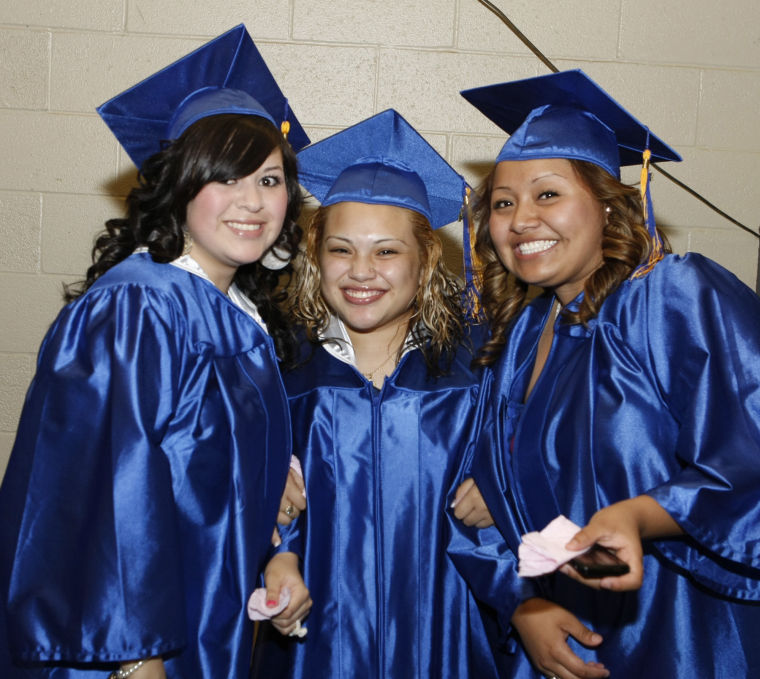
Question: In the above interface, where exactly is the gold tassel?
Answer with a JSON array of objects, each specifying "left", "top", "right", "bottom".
[
  {"left": 632, "top": 148, "right": 664, "bottom": 279},
  {"left": 639, "top": 148, "right": 651, "bottom": 207}
]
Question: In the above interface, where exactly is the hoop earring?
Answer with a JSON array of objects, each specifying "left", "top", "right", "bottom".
[
  {"left": 260, "top": 244, "right": 291, "bottom": 270},
  {"left": 260, "top": 227, "right": 294, "bottom": 270}
]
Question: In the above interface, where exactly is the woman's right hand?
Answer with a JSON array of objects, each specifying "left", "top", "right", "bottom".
[
  {"left": 277, "top": 466, "right": 307, "bottom": 526},
  {"left": 561, "top": 495, "right": 682, "bottom": 592},
  {"left": 451, "top": 477, "right": 495, "bottom": 527},
  {"left": 511, "top": 598, "right": 609, "bottom": 679}
]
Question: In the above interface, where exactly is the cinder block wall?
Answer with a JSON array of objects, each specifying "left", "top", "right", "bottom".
[{"left": 2, "top": 0, "right": 759, "bottom": 475}]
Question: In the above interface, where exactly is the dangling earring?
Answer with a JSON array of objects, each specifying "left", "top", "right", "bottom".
[
  {"left": 260, "top": 228, "right": 295, "bottom": 270},
  {"left": 182, "top": 231, "right": 193, "bottom": 256},
  {"left": 260, "top": 244, "right": 290, "bottom": 270}
]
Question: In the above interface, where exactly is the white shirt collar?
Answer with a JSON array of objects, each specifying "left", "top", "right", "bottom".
[{"left": 319, "top": 315, "right": 416, "bottom": 370}]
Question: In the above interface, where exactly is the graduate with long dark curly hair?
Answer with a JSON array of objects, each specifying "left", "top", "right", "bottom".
[{"left": 0, "top": 26, "right": 311, "bottom": 679}]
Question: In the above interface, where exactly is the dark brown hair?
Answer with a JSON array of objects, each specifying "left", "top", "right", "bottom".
[{"left": 65, "top": 114, "right": 303, "bottom": 363}]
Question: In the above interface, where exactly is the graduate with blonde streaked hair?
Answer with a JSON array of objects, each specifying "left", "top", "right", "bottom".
[{"left": 253, "top": 109, "right": 510, "bottom": 679}]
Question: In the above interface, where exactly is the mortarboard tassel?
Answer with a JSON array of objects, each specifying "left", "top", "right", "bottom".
[
  {"left": 281, "top": 99, "right": 291, "bottom": 140},
  {"left": 632, "top": 142, "right": 665, "bottom": 278}
]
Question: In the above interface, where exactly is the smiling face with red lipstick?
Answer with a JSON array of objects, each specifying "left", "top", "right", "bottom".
[
  {"left": 184, "top": 147, "right": 288, "bottom": 291},
  {"left": 488, "top": 157, "right": 606, "bottom": 306},
  {"left": 318, "top": 201, "right": 422, "bottom": 341}
]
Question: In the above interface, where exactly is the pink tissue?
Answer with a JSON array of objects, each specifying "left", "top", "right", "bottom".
[
  {"left": 247, "top": 586, "right": 308, "bottom": 638},
  {"left": 290, "top": 456, "right": 306, "bottom": 497},
  {"left": 518, "top": 515, "right": 590, "bottom": 577},
  {"left": 247, "top": 586, "right": 291, "bottom": 620},
  {"left": 290, "top": 455, "right": 302, "bottom": 477}
]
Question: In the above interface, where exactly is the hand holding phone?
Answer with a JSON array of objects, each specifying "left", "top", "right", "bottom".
[{"left": 569, "top": 544, "right": 629, "bottom": 578}]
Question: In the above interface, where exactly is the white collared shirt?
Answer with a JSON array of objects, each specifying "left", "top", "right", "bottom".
[{"left": 319, "top": 314, "right": 417, "bottom": 371}]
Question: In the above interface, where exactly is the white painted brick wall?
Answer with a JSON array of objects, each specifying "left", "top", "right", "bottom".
[
  {"left": 0, "top": 30, "right": 50, "bottom": 109},
  {"left": 458, "top": 0, "right": 621, "bottom": 59},
  {"left": 1, "top": 0, "right": 758, "bottom": 474},
  {"left": 126, "top": 0, "right": 291, "bottom": 38},
  {"left": 0, "top": 191, "right": 42, "bottom": 273},
  {"left": 0, "top": 1, "right": 123, "bottom": 31},
  {"left": 293, "top": 0, "right": 458, "bottom": 46},
  {"left": 620, "top": 0, "right": 760, "bottom": 67}
]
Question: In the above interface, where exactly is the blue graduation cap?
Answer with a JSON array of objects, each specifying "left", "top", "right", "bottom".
[
  {"left": 461, "top": 69, "right": 681, "bottom": 278},
  {"left": 97, "top": 24, "right": 309, "bottom": 169},
  {"left": 460, "top": 69, "right": 681, "bottom": 179},
  {"left": 296, "top": 109, "right": 467, "bottom": 230}
]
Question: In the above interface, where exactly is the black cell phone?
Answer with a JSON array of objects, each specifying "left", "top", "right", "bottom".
[{"left": 569, "top": 544, "right": 630, "bottom": 578}]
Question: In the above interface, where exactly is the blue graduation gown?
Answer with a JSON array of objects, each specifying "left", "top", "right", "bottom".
[
  {"left": 0, "top": 253, "right": 291, "bottom": 678},
  {"left": 472, "top": 253, "right": 760, "bottom": 677},
  {"left": 252, "top": 338, "right": 507, "bottom": 678}
]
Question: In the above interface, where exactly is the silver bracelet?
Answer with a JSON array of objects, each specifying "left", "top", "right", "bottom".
[{"left": 109, "top": 660, "right": 145, "bottom": 678}]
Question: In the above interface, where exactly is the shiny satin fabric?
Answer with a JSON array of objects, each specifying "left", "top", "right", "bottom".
[
  {"left": 96, "top": 24, "right": 310, "bottom": 169},
  {"left": 295, "top": 109, "right": 467, "bottom": 231},
  {"left": 252, "top": 342, "right": 508, "bottom": 678},
  {"left": 470, "top": 253, "right": 760, "bottom": 677},
  {"left": 0, "top": 253, "right": 291, "bottom": 678},
  {"left": 495, "top": 105, "right": 621, "bottom": 178},
  {"left": 459, "top": 70, "right": 681, "bottom": 174}
]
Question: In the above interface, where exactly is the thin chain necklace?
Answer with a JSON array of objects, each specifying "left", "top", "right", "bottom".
[{"left": 361, "top": 353, "right": 397, "bottom": 384}]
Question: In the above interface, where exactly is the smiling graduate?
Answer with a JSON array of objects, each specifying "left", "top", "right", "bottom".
[
  {"left": 458, "top": 69, "right": 760, "bottom": 679},
  {"left": 252, "top": 109, "right": 510, "bottom": 679}
]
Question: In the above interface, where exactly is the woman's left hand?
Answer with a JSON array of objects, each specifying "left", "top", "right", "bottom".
[
  {"left": 560, "top": 495, "right": 682, "bottom": 591},
  {"left": 511, "top": 597, "right": 609, "bottom": 679},
  {"left": 451, "top": 477, "right": 495, "bottom": 527},
  {"left": 263, "top": 552, "right": 312, "bottom": 636}
]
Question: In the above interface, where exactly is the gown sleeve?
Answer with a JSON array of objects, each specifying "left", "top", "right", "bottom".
[
  {"left": 637, "top": 255, "right": 760, "bottom": 599},
  {"left": 3, "top": 284, "right": 189, "bottom": 663},
  {"left": 445, "top": 368, "right": 535, "bottom": 645}
]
